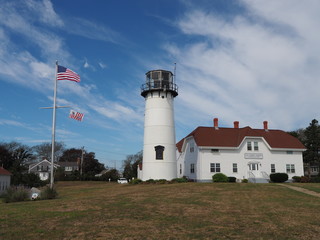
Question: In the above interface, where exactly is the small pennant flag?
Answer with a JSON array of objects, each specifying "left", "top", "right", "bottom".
[
  {"left": 69, "top": 110, "right": 84, "bottom": 121},
  {"left": 57, "top": 65, "right": 80, "bottom": 82}
]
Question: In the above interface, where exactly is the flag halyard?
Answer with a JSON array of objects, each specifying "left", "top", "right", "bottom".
[{"left": 57, "top": 65, "right": 80, "bottom": 82}]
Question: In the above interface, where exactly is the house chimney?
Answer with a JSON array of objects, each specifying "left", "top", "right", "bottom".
[
  {"left": 263, "top": 121, "right": 268, "bottom": 131},
  {"left": 234, "top": 121, "right": 239, "bottom": 129},
  {"left": 214, "top": 118, "right": 219, "bottom": 129}
]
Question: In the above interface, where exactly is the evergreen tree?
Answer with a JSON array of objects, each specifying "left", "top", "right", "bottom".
[
  {"left": 302, "top": 119, "right": 320, "bottom": 177},
  {"left": 303, "top": 119, "right": 320, "bottom": 164}
]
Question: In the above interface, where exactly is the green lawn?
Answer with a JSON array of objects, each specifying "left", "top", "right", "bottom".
[
  {"left": 1, "top": 181, "right": 320, "bottom": 240},
  {"left": 290, "top": 183, "right": 320, "bottom": 193}
]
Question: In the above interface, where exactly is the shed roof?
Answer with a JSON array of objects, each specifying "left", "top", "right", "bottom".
[{"left": 0, "top": 167, "right": 12, "bottom": 175}]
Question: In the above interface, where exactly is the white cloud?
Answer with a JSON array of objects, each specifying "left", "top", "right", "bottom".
[
  {"left": 66, "top": 17, "right": 125, "bottom": 45},
  {"left": 0, "top": 119, "right": 26, "bottom": 127},
  {"left": 170, "top": 1, "right": 320, "bottom": 131},
  {"left": 25, "top": 0, "right": 64, "bottom": 27},
  {"left": 84, "top": 60, "right": 90, "bottom": 69},
  {"left": 98, "top": 62, "right": 107, "bottom": 69},
  {"left": 89, "top": 101, "right": 142, "bottom": 123}
]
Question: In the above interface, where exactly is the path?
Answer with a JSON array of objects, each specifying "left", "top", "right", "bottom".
[{"left": 278, "top": 184, "right": 320, "bottom": 198}]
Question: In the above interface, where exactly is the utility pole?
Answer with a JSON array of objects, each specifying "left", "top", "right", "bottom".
[{"left": 80, "top": 147, "right": 85, "bottom": 176}]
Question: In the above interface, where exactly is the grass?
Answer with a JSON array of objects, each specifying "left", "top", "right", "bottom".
[
  {"left": 1, "top": 181, "right": 320, "bottom": 240},
  {"left": 291, "top": 183, "right": 320, "bottom": 193}
]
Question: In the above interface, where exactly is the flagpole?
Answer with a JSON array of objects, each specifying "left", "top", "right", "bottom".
[{"left": 50, "top": 61, "right": 58, "bottom": 189}]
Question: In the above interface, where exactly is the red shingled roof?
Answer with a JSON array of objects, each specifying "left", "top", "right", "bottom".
[
  {"left": 177, "top": 126, "right": 305, "bottom": 152},
  {"left": 0, "top": 167, "right": 12, "bottom": 175}
]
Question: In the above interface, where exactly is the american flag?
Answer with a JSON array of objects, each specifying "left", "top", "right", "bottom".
[
  {"left": 69, "top": 110, "right": 84, "bottom": 121},
  {"left": 57, "top": 65, "right": 80, "bottom": 82}
]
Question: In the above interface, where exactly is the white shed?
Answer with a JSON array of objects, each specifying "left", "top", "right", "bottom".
[{"left": 0, "top": 167, "right": 11, "bottom": 194}]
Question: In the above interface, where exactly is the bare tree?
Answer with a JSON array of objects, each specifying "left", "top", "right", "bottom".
[{"left": 32, "top": 142, "right": 65, "bottom": 161}]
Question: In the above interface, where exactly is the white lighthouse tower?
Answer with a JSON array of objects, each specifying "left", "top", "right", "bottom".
[{"left": 140, "top": 69, "right": 178, "bottom": 180}]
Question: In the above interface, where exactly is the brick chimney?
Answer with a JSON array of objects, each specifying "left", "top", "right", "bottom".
[
  {"left": 214, "top": 118, "right": 219, "bottom": 129},
  {"left": 234, "top": 121, "right": 239, "bottom": 129},
  {"left": 263, "top": 121, "right": 268, "bottom": 131}
]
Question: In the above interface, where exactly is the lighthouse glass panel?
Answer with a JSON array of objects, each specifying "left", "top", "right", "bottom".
[
  {"left": 155, "top": 145, "right": 165, "bottom": 160},
  {"left": 152, "top": 72, "right": 160, "bottom": 88},
  {"left": 162, "top": 71, "right": 170, "bottom": 88}
]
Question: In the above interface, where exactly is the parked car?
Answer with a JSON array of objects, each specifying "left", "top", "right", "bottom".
[{"left": 117, "top": 178, "right": 128, "bottom": 184}]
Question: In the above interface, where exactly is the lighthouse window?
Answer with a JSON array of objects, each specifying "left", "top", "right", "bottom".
[
  {"left": 162, "top": 72, "right": 169, "bottom": 81},
  {"left": 155, "top": 145, "right": 165, "bottom": 160},
  {"left": 152, "top": 71, "right": 159, "bottom": 80}
]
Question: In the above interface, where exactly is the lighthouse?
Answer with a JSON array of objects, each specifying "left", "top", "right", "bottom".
[{"left": 140, "top": 69, "right": 178, "bottom": 180}]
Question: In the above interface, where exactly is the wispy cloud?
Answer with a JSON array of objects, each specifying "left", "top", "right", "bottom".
[
  {"left": 98, "top": 62, "right": 107, "bottom": 69},
  {"left": 0, "top": 119, "right": 26, "bottom": 127},
  {"left": 65, "top": 17, "right": 126, "bottom": 45},
  {"left": 168, "top": 0, "right": 320, "bottom": 131},
  {"left": 89, "top": 101, "right": 142, "bottom": 123},
  {"left": 0, "top": 0, "right": 137, "bottom": 129},
  {"left": 25, "top": 0, "right": 64, "bottom": 27}
]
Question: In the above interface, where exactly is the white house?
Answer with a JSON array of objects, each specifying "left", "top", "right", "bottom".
[
  {"left": 176, "top": 118, "right": 305, "bottom": 183},
  {"left": 28, "top": 159, "right": 60, "bottom": 181},
  {"left": 0, "top": 167, "right": 11, "bottom": 194}
]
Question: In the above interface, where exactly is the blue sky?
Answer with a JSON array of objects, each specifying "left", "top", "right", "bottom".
[{"left": 1, "top": 0, "right": 320, "bottom": 169}]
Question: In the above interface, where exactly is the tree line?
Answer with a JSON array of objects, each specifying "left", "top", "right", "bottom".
[
  {"left": 0, "top": 141, "right": 119, "bottom": 186},
  {"left": 288, "top": 119, "right": 320, "bottom": 176}
]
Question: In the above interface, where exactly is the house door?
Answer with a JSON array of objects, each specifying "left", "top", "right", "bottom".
[{"left": 248, "top": 163, "right": 260, "bottom": 177}]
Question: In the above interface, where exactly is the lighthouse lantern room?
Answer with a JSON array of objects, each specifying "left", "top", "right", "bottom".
[{"left": 140, "top": 70, "right": 178, "bottom": 180}]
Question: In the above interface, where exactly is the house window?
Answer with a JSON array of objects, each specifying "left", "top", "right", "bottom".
[
  {"left": 65, "top": 166, "right": 73, "bottom": 171},
  {"left": 233, "top": 163, "right": 238, "bottom": 173},
  {"left": 271, "top": 164, "right": 276, "bottom": 173},
  {"left": 249, "top": 163, "right": 259, "bottom": 171},
  {"left": 155, "top": 145, "right": 165, "bottom": 160},
  {"left": 247, "top": 142, "right": 252, "bottom": 151},
  {"left": 211, "top": 149, "right": 219, "bottom": 153},
  {"left": 180, "top": 164, "right": 182, "bottom": 174},
  {"left": 210, "top": 163, "right": 221, "bottom": 173},
  {"left": 286, "top": 164, "right": 295, "bottom": 173},
  {"left": 190, "top": 164, "right": 195, "bottom": 173},
  {"left": 286, "top": 151, "right": 293, "bottom": 154},
  {"left": 190, "top": 143, "right": 194, "bottom": 152},
  {"left": 254, "top": 142, "right": 259, "bottom": 151}
]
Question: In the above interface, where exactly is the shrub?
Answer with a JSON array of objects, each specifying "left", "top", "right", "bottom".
[
  {"left": 171, "top": 178, "right": 188, "bottom": 183},
  {"left": 270, "top": 173, "right": 288, "bottom": 183},
  {"left": 228, "top": 177, "right": 237, "bottom": 183},
  {"left": 40, "top": 186, "right": 58, "bottom": 200},
  {"left": 156, "top": 179, "right": 168, "bottom": 184},
  {"left": 145, "top": 179, "right": 155, "bottom": 184},
  {"left": 212, "top": 173, "right": 228, "bottom": 182},
  {"left": 300, "top": 176, "right": 310, "bottom": 183},
  {"left": 292, "top": 176, "right": 302, "bottom": 183},
  {"left": 130, "top": 178, "right": 142, "bottom": 184},
  {"left": 241, "top": 179, "right": 248, "bottom": 183},
  {"left": 2, "top": 187, "right": 29, "bottom": 203},
  {"left": 310, "top": 177, "right": 320, "bottom": 183}
]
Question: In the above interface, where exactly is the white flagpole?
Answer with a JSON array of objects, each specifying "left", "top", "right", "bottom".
[{"left": 50, "top": 61, "right": 58, "bottom": 189}]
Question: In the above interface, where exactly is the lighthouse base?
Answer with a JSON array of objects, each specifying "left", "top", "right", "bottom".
[{"left": 140, "top": 162, "right": 177, "bottom": 181}]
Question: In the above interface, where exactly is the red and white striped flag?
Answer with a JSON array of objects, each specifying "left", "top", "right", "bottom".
[
  {"left": 69, "top": 110, "right": 84, "bottom": 121},
  {"left": 57, "top": 65, "right": 80, "bottom": 82}
]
